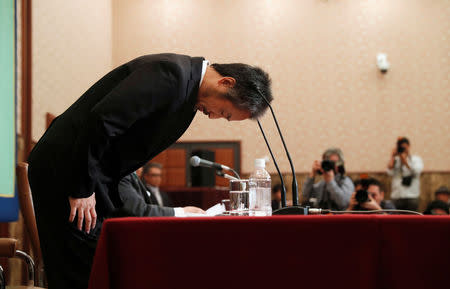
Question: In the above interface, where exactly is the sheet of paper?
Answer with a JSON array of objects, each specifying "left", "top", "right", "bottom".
[{"left": 184, "top": 203, "right": 225, "bottom": 217}]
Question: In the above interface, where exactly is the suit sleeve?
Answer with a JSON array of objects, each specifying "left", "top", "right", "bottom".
[
  {"left": 117, "top": 175, "right": 175, "bottom": 217},
  {"left": 72, "top": 61, "right": 182, "bottom": 198}
]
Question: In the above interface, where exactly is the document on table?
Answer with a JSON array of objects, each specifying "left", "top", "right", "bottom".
[{"left": 184, "top": 203, "right": 225, "bottom": 217}]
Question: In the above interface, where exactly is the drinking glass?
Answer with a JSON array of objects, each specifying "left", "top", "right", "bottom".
[{"left": 229, "top": 179, "right": 249, "bottom": 216}]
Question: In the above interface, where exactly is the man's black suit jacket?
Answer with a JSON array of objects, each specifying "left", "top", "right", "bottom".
[
  {"left": 117, "top": 174, "right": 174, "bottom": 217},
  {"left": 28, "top": 53, "right": 203, "bottom": 220}
]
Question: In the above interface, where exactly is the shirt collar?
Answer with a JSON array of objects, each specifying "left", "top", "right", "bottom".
[{"left": 199, "top": 60, "right": 209, "bottom": 87}]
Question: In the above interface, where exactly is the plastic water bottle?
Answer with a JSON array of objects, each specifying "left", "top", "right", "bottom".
[{"left": 249, "top": 158, "right": 272, "bottom": 216}]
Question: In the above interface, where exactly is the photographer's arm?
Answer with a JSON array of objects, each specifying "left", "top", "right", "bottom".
[
  {"left": 346, "top": 192, "right": 357, "bottom": 211},
  {"left": 326, "top": 177, "right": 355, "bottom": 210},
  {"left": 302, "top": 161, "right": 320, "bottom": 201},
  {"left": 361, "top": 195, "right": 382, "bottom": 211},
  {"left": 387, "top": 148, "right": 396, "bottom": 170},
  {"left": 408, "top": 156, "right": 424, "bottom": 176}
]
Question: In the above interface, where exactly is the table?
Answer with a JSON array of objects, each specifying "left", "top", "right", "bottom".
[{"left": 88, "top": 215, "right": 450, "bottom": 289}]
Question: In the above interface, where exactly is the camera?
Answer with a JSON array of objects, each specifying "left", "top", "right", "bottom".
[
  {"left": 397, "top": 144, "right": 405, "bottom": 154},
  {"left": 316, "top": 160, "right": 335, "bottom": 175},
  {"left": 355, "top": 189, "right": 369, "bottom": 204}
]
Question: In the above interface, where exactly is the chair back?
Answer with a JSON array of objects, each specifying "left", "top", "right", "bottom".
[
  {"left": 16, "top": 162, "right": 42, "bottom": 264},
  {"left": 0, "top": 238, "right": 45, "bottom": 288},
  {"left": 0, "top": 238, "right": 17, "bottom": 258}
]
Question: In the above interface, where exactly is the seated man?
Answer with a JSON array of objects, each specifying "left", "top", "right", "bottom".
[
  {"left": 141, "top": 162, "right": 172, "bottom": 207},
  {"left": 117, "top": 171, "right": 204, "bottom": 217},
  {"left": 302, "top": 147, "right": 354, "bottom": 210},
  {"left": 347, "top": 178, "right": 396, "bottom": 211}
]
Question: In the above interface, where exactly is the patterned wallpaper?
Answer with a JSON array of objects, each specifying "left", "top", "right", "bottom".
[
  {"left": 33, "top": 0, "right": 450, "bottom": 174},
  {"left": 32, "top": 0, "right": 112, "bottom": 140}
]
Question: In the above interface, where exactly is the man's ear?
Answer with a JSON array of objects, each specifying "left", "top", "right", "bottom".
[{"left": 218, "top": 77, "right": 236, "bottom": 88}]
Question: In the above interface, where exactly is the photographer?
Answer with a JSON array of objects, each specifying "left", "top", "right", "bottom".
[
  {"left": 347, "top": 178, "right": 396, "bottom": 211},
  {"left": 387, "top": 137, "right": 423, "bottom": 211},
  {"left": 302, "top": 148, "right": 354, "bottom": 210}
]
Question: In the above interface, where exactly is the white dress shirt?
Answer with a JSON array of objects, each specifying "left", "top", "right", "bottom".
[{"left": 200, "top": 60, "right": 209, "bottom": 86}]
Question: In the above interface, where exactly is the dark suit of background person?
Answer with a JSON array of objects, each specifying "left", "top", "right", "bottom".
[
  {"left": 117, "top": 173, "right": 175, "bottom": 217},
  {"left": 27, "top": 54, "right": 205, "bottom": 289},
  {"left": 147, "top": 187, "right": 172, "bottom": 207},
  {"left": 141, "top": 162, "right": 172, "bottom": 207}
]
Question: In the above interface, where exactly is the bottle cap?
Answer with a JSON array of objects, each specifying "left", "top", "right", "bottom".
[{"left": 255, "top": 158, "right": 265, "bottom": 168}]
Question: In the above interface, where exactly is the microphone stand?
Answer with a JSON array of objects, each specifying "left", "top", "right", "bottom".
[
  {"left": 257, "top": 91, "right": 308, "bottom": 215},
  {"left": 257, "top": 120, "right": 287, "bottom": 207},
  {"left": 216, "top": 170, "right": 239, "bottom": 181}
]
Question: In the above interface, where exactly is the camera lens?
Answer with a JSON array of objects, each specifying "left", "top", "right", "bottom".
[
  {"left": 321, "top": 160, "right": 335, "bottom": 172},
  {"left": 355, "top": 189, "right": 369, "bottom": 203}
]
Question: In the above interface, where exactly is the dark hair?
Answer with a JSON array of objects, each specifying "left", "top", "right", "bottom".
[
  {"left": 423, "top": 200, "right": 449, "bottom": 215},
  {"left": 142, "top": 162, "right": 163, "bottom": 175},
  {"left": 366, "top": 178, "right": 385, "bottom": 193},
  {"left": 435, "top": 186, "right": 450, "bottom": 196},
  {"left": 272, "top": 183, "right": 283, "bottom": 194},
  {"left": 397, "top": 137, "right": 410, "bottom": 146},
  {"left": 353, "top": 179, "right": 363, "bottom": 188},
  {"left": 210, "top": 63, "right": 272, "bottom": 119}
]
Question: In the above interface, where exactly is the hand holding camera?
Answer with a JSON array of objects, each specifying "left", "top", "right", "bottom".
[
  {"left": 310, "top": 160, "right": 321, "bottom": 178},
  {"left": 354, "top": 189, "right": 382, "bottom": 210},
  {"left": 348, "top": 189, "right": 382, "bottom": 211},
  {"left": 310, "top": 160, "right": 335, "bottom": 177}
]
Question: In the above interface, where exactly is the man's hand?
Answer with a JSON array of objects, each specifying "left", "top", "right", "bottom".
[
  {"left": 310, "top": 160, "right": 321, "bottom": 178},
  {"left": 361, "top": 195, "right": 382, "bottom": 211},
  {"left": 183, "top": 206, "right": 206, "bottom": 214},
  {"left": 399, "top": 152, "right": 409, "bottom": 165},
  {"left": 323, "top": 169, "right": 335, "bottom": 183},
  {"left": 391, "top": 147, "right": 398, "bottom": 158},
  {"left": 69, "top": 193, "right": 97, "bottom": 233},
  {"left": 347, "top": 192, "right": 358, "bottom": 211}
]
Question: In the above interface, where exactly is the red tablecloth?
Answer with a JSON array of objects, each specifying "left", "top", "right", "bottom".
[{"left": 88, "top": 215, "right": 450, "bottom": 289}]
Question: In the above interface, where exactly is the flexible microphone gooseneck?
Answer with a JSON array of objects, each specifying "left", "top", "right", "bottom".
[
  {"left": 257, "top": 120, "right": 287, "bottom": 207},
  {"left": 215, "top": 170, "right": 239, "bottom": 181},
  {"left": 190, "top": 155, "right": 240, "bottom": 179},
  {"left": 257, "top": 93, "right": 299, "bottom": 206}
]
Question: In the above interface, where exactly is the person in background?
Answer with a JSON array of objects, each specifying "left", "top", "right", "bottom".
[
  {"left": 271, "top": 183, "right": 283, "bottom": 211},
  {"left": 434, "top": 186, "right": 450, "bottom": 205},
  {"left": 387, "top": 137, "right": 424, "bottom": 211},
  {"left": 347, "top": 178, "right": 396, "bottom": 211},
  {"left": 116, "top": 171, "right": 204, "bottom": 217},
  {"left": 141, "top": 162, "right": 172, "bottom": 207},
  {"left": 423, "top": 200, "right": 449, "bottom": 215},
  {"left": 353, "top": 178, "right": 365, "bottom": 191},
  {"left": 302, "top": 147, "right": 354, "bottom": 210}
]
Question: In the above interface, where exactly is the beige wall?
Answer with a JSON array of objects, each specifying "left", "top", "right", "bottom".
[
  {"left": 112, "top": 0, "right": 450, "bottom": 173},
  {"left": 33, "top": 0, "right": 450, "bottom": 174},
  {"left": 32, "top": 0, "right": 113, "bottom": 140}
]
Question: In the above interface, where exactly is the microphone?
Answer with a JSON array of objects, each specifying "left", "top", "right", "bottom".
[
  {"left": 256, "top": 88, "right": 300, "bottom": 213},
  {"left": 190, "top": 156, "right": 231, "bottom": 171}
]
